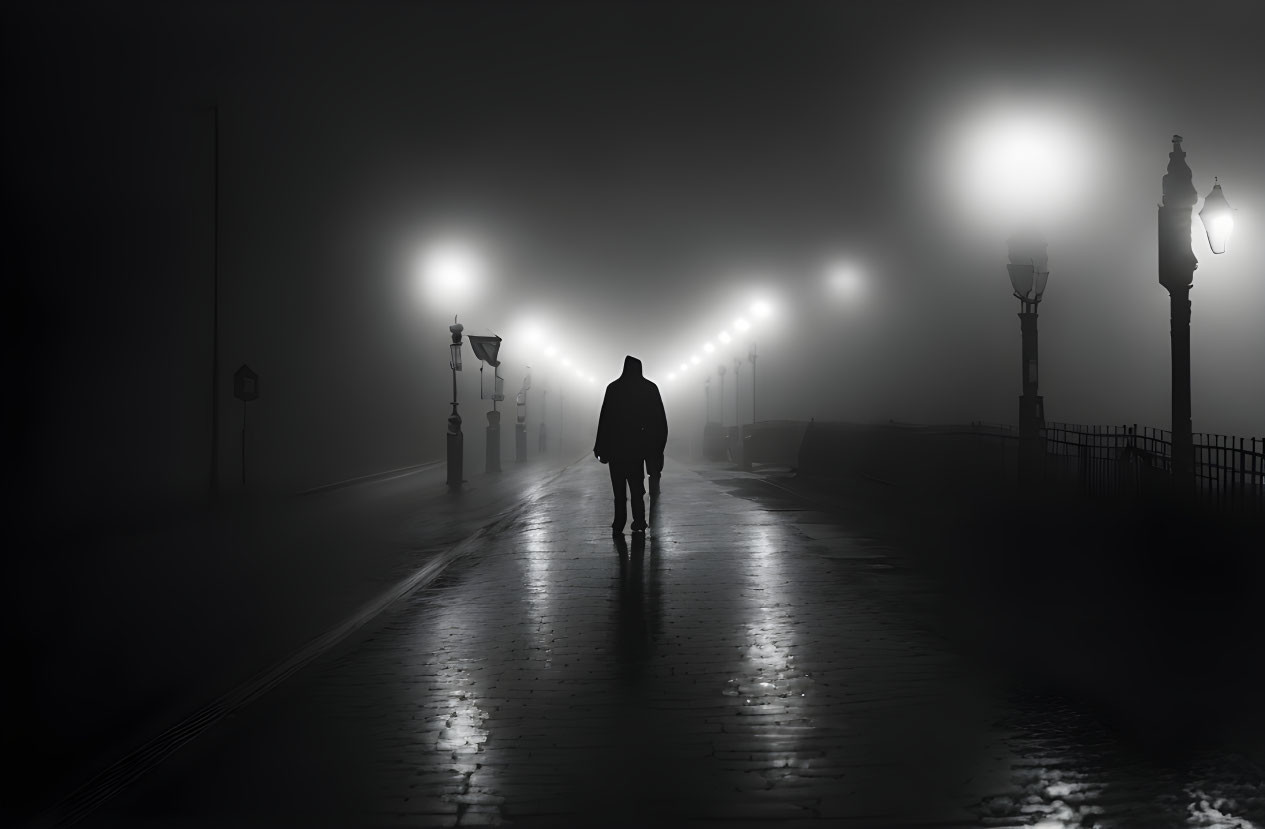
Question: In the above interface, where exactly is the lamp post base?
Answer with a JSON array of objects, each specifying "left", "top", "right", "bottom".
[
  {"left": 486, "top": 410, "right": 501, "bottom": 473},
  {"left": 446, "top": 426, "right": 463, "bottom": 491}
]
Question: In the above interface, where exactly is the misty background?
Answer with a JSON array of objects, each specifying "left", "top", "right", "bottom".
[{"left": 8, "top": 0, "right": 1263, "bottom": 527}]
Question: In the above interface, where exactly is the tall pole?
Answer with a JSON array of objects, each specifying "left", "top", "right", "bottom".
[
  {"left": 1158, "top": 134, "right": 1198, "bottom": 495},
  {"left": 749, "top": 342, "right": 758, "bottom": 425},
  {"left": 515, "top": 368, "right": 529, "bottom": 463},
  {"left": 539, "top": 384, "right": 548, "bottom": 453},
  {"left": 1017, "top": 299, "right": 1043, "bottom": 487},
  {"left": 447, "top": 319, "right": 464, "bottom": 490},
  {"left": 210, "top": 104, "right": 221, "bottom": 500},
  {"left": 486, "top": 366, "right": 501, "bottom": 474},
  {"left": 718, "top": 364, "right": 728, "bottom": 462},
  {"left": 734, "top": 356, "right": 747, "bottom": 469}
]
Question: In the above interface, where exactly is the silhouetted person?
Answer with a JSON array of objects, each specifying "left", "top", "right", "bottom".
[{"left": 594, "top": 355, "right": 668, "bottom": 534}]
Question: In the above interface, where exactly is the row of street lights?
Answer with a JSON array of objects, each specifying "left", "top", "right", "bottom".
[
  {"left": 665, "top": 299, "right": 776, "bottom": 467},
  {"left": 440, "top": 315, "right": 600, "bottom": 491}
]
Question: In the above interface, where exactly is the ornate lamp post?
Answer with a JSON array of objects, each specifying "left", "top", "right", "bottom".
[
  {"left": 515, "top": 367, "right": 531, "bottom": 462},
  {"left": 1158, "top": 135, "right": 1234, "bottom": 494},
  {"left": 446, "top": 317, "right": 464, "bottom": 490},
  {"left": 1006, "top": 227, "right": 1050, "bottom": 488}
]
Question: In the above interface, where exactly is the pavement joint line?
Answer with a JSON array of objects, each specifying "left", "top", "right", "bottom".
[{"left": 30, "top": 458, "right": 582, "bottom": 829}]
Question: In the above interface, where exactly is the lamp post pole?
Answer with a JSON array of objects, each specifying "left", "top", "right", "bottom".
[
  {"left": 515, "top": 368, "right": 530, "bottom": 463},
  {"left": 538, "top": 381, "right": 548, "bottom": 454},
  {"left": 718, "top": 364, "right": 729, "bottom": 462},
  {"left": 486, "top": 366, "right": 503, "bottom": 474},
  {"left": 734, "top": 356, "right": 748, "bottom": 469},
  {"left": 1006, "top": 229, "right": 1050, "bottom": 489},
  {"left": 748, "top": 341, "right": 757, "bottom": 447},
  {"left": 447, "top": 318, "right": 464, "bottom": 491},
  {"left": 1157, "top": 135, "right": 1200, "bottom": 496}
]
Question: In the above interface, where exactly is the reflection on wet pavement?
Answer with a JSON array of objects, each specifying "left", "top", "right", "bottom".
[{"left": 973, "top": 690, "right": 1265, "bottom": 829}]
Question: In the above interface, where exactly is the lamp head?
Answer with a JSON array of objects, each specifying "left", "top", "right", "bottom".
[
  {"left": 1198, "top": 178, "right": 1234, "bottom": 254},
  {"left": 1006, "top": 226, "right": 1050, "bottom": 301}
]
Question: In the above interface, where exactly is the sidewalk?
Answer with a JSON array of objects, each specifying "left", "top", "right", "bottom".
[{"left": 6, "top": 454, "right": 580, "bottom": 827}]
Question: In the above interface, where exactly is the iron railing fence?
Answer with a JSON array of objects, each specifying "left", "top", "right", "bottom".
[{"left": 973, "top": 420, "right": 1264, "bottom": 513}]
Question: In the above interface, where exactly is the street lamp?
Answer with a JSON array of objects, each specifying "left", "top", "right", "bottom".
[
  {"left": 1158, "top": 135, "right": 1233, "bottom": 494},
  {"left": 516, "top": 367, "right": 531, "bottom": 462},
  {"left": 447, "top": 317, "right": 464, "bottom": 490},
  {"left": 1006, "top": 227, "right": 1050, "bottom": 488}
]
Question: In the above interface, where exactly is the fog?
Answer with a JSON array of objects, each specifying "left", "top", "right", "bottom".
[{"left": 9, "top": 0, "right": 1263, "bottom": 522}]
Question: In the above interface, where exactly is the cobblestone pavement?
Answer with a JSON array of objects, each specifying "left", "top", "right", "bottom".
[{"left": 79, "top": 460, "right": 1265, "bottom": 828}]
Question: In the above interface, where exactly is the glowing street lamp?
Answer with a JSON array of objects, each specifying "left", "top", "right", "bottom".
[
  {"left": 1199, "top": 178, "right": 1234, "bottom": 255},
  {"left": 1158, "top": 135, "right": 1233, "bottom": 494}
]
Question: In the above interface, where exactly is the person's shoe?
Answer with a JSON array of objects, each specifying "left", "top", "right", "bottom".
[{"left": 630, "top": 522, "right": 647, "bottom": 534}]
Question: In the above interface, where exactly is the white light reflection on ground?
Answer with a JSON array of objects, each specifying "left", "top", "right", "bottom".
[
  {"left": 519, "top": 511, "right": 555, "bottom": 666},
  {"left": 425, "top": 635, "right": 502, "bottom": 824},
  {"left": 722, "top": 519, "right": 817, "bottom": 787},
  {"left": 974, "top": 693, "right": 1265, "bottom": 829}
]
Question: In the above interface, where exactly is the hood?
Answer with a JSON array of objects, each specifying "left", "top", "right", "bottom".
[{"left": 620, "top": 355, "right": 643, "bottom": 379}]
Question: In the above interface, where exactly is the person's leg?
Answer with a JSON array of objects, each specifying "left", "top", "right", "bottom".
[
  {"left": 628, "top": 463, "right": 647, "bottom": 531},
  {"left": 609, "top": 462, "right": 628, "bottom": 531}
]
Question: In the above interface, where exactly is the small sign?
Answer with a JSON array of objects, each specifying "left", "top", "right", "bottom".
[{"left": 234, "top": 363, "right": 259, "bottom": 402}]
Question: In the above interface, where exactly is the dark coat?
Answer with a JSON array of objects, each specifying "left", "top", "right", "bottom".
[{"left": 594, "top": 356, "right": 668, "bottom": 464}]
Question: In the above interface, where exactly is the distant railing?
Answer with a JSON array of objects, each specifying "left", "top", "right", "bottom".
[{"left": 1031, "top": 422, "right": 1263, "bottom": 513}]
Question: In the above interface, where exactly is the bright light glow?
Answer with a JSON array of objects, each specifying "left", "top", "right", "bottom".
[
  {"left": 680, "top": 363, "right": 689, "bottom": 372},
  {"left": 562, "top": 358, "right": 572, "bottom": 367},
  {"left": 703, "top": 342, "right": 715, "bottom": 353},
  {"left": 939, "top": 94, "right": 1100, "bottom": 227},
  {"left": 691, "top": 355, "right": 700, "bottom": 365},
  {"left": 734, "top": 317, "right": 751, "bottom": 333},
  {"left": 668, "top": 373, "right": 676, "bottom": 381},
  {"left": 418, "top": 240, "right": 485, "bottom": 309},
  {"left": 718, "top": 330, "right": 732, "bottom": 344},
  {"left": 545, "top": 345, "right": 557, "bottom": 357},
  {"left": 751, "top": 300, "right": 773, "bottom": 319},
  {"left": 826, "top": 263, "right": 865, "bottom": 299}
]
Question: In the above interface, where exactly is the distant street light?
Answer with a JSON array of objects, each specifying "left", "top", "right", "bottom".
[
  {"left": 516, "top": 367, "right": 531, "bottom": 462},
  {"left": 1158, "top": 135, "right": 1234, "bottom": 495},
  {"left": 446, "top": 317, "right": 464, "bottom": 490},
  {"left": 1006, "top": 227, "right": 1050, "bottom": 488}
]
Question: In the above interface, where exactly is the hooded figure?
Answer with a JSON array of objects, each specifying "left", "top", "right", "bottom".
[{"left": 594, "top": 355, "right": 668, "bottom": 533}]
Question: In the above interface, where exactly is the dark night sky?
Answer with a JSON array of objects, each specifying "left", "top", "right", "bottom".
[{"left": 7, "top": 0, "right": 1264, "bottom": 511}]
